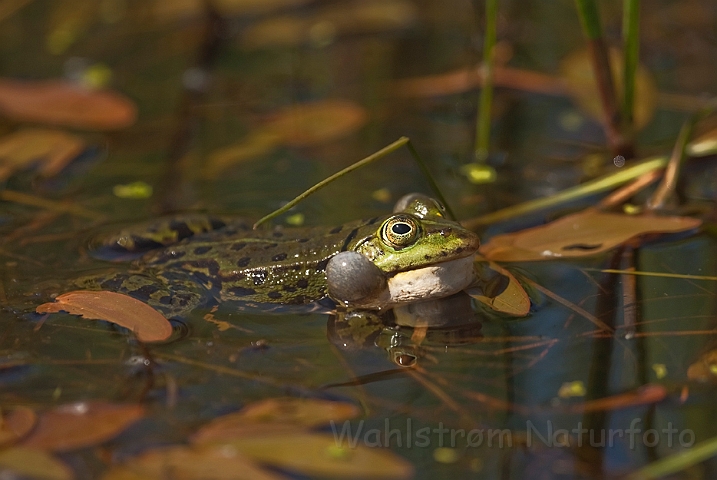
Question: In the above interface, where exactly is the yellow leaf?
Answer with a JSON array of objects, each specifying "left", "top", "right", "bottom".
[
  {"left": 36, "top": 291, "right": 173, "bottom": 343},
  {"left": 192, "top": 398, "right": 360, "bottom": 445},
  {"left": 112, "top": 444, "right": 283, "bottom": 480},
  {"left": 222, "top": 431, "right": 413, "bottom": 479}
]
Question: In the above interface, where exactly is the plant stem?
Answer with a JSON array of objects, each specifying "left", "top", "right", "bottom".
[
  {"left": 574, "top": 0, "right": 631, "bottom": 157},
  {"left": 622, "top": 0, "right": 640, "bottom": 128},
  {"left": 252, "top": 137, "right": 456, "bottom": 228},
  {"left": 474, "top": 0, "right": 498, "bottom": 162}
]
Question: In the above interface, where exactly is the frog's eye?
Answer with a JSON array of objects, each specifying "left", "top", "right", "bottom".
[{"left": 380, "top": 215, "right": 420, "bottom": 249}]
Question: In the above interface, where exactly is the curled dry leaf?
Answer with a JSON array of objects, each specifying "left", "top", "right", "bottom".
[
  {"left": 467, "top": 261, "right": 531, "bottom": 316},
  {"left": 560, "top": 48, "right": 658, "bottom": 130},
  {"left": 0, "top": 79, "right": 137, "bottom": 130},
  {"left": 224, "top": 431, "right": 413, "bottom": 479},
  {"left": 36, "top": 291, "right": 172, "bottom": 343},
  {"left": 0, "top": 406, "right": 37, "bottom": 447},
  {"left": 0, "top": 128, "right": 86, "bottom": 181},
  {"left": 20, "top": 401, "right": 145, "bottom": 452},
  {"left": 107, "top": 445, "right": 283, "bottom": 480},
  {"left": 687, "top": 350, "right": 717, "bottom": 382},
  {"left": 0, "top": 447, "right": 73, "bottom": 480},
  {"left": 192, "top": 398, "right": 360, "bottom": 445},
  {"left": 480, "top": 210, "right": 701, "bottom": 262}
]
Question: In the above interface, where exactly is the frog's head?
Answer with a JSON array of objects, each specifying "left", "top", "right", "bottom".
[
  {"left": 355, "top": 193, "right": 480, "bottom": 273},
  {"left": 327, "top": 194, "right": 480, "bottom": 308}
]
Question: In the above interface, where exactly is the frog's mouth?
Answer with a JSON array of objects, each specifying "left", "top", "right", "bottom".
[{"left": 383, "top": 255, "right": 475, "bottom": 306}]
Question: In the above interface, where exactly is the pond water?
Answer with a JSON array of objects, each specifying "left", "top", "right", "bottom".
[{"left": 1, "top": 1, "right": 717, "bottom": 478}]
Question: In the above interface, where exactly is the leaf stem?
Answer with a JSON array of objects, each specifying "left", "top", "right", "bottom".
[{"left": 622, "top": 0, "right": 640, "bottom": 128}]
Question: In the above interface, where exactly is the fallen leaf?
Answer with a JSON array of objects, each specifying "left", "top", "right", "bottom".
[
  {"left": 560, "top": 47, "right": 658, "bottom": 130},
  {"left": 20, "top": 401, "right": 145, "bottom": 452},
  {"left": 192, "top": 398, "right": 360, "bottom": 444},
  {"left": 265, "top": 100, "right": 367, "bottom": 147},
  {"left": 467, "top": 262, "right": 531, "bottom": 316},
  {"left": 36, "top": 291, "right": 173, "bottom": 343},
  {"left": 0, "top": 79, "right": 137, "bottom": 130},
  {"left": 109, "top": 444, "right": 283, "bottom": 480},
  {"left": 480, "top": 209, "right": 701, "bottom": 262},
  {"left": 0, "top": 128, "right": 86, "bottom": 181},
  {"left": 687, "top": 349, "right": 717, "bottom": 382},
  {"left": 0, "top": 406, "right": 37, "bottom": 447},
  {"left": 222, "top": 431, "right": 413, "bottom": 479},
  {"left": 0, "top": 447, "right": 73, "bottom": 480}
]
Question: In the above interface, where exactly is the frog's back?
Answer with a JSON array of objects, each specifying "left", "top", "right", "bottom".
[{"left": 141, "top": 217, "right": 384, "bottom": 306}]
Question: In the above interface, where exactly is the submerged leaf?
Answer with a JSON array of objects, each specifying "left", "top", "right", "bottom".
[
  {"left": 560, "top": 48, "right": 658, "bottom": 130},
  {"left": 0, "top": 79, "right": 137, "bottom": 130},
  {"left": 36, "top": 291, "right": 173, "bottom": 343},
  {"left": 206, "top": 100, "right": 367, "bottom": 176},
  {"left": 0, "top": 406, "right": 37, "bottom": 447},
  {"left": 265, "top": 100, "right": 367, "bottom": 147},
  {"left": 0, "top": 447, "right": 73, "bottom": 480},
  {"left": 192, "top": 398, "right": 360, "bottom": 444},
  {"left": 223, "top": 431, "right": 413, "bottom": 479},
  {"left": 20, "top": 401, "right": 145, "bottom": 452},
  {"left": 480, "top": 210, "right": 701, "bottom": 262},
  {"left": 110, "top": 444, "right": 283, "bottom": 480},
  {"left": 0, "top": 128, "right": 86, "bottom": 181}
]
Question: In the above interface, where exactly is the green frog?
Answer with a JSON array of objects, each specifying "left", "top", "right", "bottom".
[{"left": 81, "top": 194, "right": 480, "bottom": 317}]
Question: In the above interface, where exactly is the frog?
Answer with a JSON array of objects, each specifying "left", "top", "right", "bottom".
[{"left": 79, "top": 193, "right": 480, "bottom": 318}]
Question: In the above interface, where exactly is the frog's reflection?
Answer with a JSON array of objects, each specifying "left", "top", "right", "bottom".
[{"left": 327, "top": 292, "right": 482, "bottom": 367}]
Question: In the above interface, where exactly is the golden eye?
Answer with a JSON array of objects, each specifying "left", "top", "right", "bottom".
[{"left": 381, "top": 215, "right": 419, "bottom": 249}]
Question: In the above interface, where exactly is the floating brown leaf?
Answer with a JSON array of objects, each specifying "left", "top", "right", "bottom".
[
  {"left": 560, "top": 48, "right": 658, "bottom": 130},
  {"left": 265, "top": 100, "right": 367, "bottom": 147},
  {"left": 0, "top": 79, "right": 136, "bottom": 130},
  {"left": 0, "top": 406, "right": 37, "bottom": 447},
  {"left": 0, "top": 128, "right": 86, "bottom": 181},
  {"left": 20, "top": 401, "right": 145, "bottom": 452},
  {"left": 108, "top": 445, "right": 283, "bottom": 480},
  {"left": 480, "top": 210, "right": 701, "bottom": 262},
  {"left": 192, "top": 398, "right": 360, "bottom": 444},
  {"left": 206, "top": 100, "right": 367, "bottom": 176},
  {"left": 223, "top": 431, "right": 413, "bottom": 479},
  {"left": 36, "top": 291, "right": 173, "bottom": 343},
  {"left": 0, "top": 447, "right": 73, "bottom": 480}
]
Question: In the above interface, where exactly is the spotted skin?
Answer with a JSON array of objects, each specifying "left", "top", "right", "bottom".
[{"left": 82, "top": 195, "right": 480, "bottom": 316}]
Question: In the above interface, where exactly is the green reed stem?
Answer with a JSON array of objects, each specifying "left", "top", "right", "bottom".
[
  {"left": 622, "top": 0, "right": 640, "bottom": 127},
  {"left": 626, "top": 434, "right": 717, "bottom": 480},
  {"left": 574, "top": 0, "right": 630, "bottom": 157},
  {"left": 474, "top": 0, "right": 498, "bottom": 163},
  {"left": 253, "top": 137, "right": 455, "bottom": 228}
]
